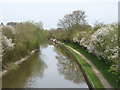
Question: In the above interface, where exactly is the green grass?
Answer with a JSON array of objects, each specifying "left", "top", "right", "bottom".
[
  {"left": 70, "top": 48, "right": 104, "bottom": 88},
  {"left": 61, "top": 41, "right": 118, "bottom": 88},
  {"left": 59, "top": 42, "right": 104, "bottom": 88}
]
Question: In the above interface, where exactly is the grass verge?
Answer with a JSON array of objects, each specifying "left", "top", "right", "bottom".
[
  {"left": 60, "top": 42, "right": 104, "bottom": 88},
  {"left": 61, "top": 41, "right": 117, "bottom": 88}
]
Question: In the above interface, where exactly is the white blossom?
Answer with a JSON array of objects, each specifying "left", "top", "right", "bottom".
[
  {"left": 2, "top": 35, "right": 15, "bottom": 50},
  {"left": 1, "top": 25, "right": 15, "bottom": 51},
  {"left": 3, "top": 25, "right": 16, "bottom": 34},
  {"left": 73, "top": 24, "right": 118, "bottom": 64}
]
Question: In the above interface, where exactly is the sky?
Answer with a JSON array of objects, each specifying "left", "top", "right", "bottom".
[{"left": 0, "top": 0, "right": 119, "bottom": 29}]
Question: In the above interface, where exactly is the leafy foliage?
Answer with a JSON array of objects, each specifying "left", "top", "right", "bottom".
[{"left": 2, "top": 21, "right": 48, "bottom": 69}]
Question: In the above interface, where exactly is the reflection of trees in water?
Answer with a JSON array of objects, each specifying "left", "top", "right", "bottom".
[
  {"left": 2, "top": 52, "right": 47, "bottom": 88},
  {"left": 55, "top": 47, "right": 85, "bottom": 84},
  {"left": 40, "top": 41, "right": 52, "bottom": 49},
  {"left": 29, "top": 52, "right": 48, "bottom": 78}
]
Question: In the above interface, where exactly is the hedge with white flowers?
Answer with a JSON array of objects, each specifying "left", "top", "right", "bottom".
[{"left": 73, "top": 24, "right": 118, "bottom": 65}]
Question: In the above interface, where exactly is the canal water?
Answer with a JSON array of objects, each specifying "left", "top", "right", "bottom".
[{"left": 2, "top": 43, "right": 88, "bottom": 88}]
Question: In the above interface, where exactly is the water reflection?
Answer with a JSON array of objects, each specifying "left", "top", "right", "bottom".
[
  {"left": 40, "top": 41, "right": 52, "bottom": 49},
  {"left": 55, "top": 46, "right": 85, "bottom": 84},
  {"left": 2, "top": 52, "right": 47, "bottom": 88}
]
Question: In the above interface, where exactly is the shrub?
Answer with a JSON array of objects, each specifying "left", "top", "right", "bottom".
[{"left": 2, "top": 21, "right": 48, "bottom": 68}]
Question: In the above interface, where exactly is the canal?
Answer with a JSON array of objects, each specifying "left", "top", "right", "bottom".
[{"left": 2, "top": 43, "right": 88, "bottom": 88}]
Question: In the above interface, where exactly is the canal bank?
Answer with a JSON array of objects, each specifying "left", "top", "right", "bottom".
[
  {"left": 1, "top": 49, "right": 37, "bottom": 77},
  {"left": 60, "top": 41, "right": 116, "bottom": 89},
  {"left": 59, "top": 42, "right": 104, "bottom": 88},
  {"left": 66, "top": 45, "right": 113, "bottom": 88},
  {"left": 55, "top": 42, "right": 94, "bottom": 90}
]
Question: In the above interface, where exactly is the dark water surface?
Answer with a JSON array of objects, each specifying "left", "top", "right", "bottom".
[{"left": 2, "top": 43, "right": 88, "bottom": 88}]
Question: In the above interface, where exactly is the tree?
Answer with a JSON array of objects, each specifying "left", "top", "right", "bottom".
[
  {"left": 57, "top": 10, "right": 87, "bottom": 30},
  {"left": 93, "top": 20, "right": 104, "bottom": 31}
]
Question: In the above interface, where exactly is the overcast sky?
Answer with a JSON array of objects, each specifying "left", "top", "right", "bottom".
[{"left": 0, "top": 0, "right": 119, "bottom": 29}]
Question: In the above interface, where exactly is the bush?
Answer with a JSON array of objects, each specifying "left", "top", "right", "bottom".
[
  {"left": 73, "top": 23, "right": 118, "bottom": 74},
  {"left": 2, "top": 21, "right": 48, "bottom": 68}
]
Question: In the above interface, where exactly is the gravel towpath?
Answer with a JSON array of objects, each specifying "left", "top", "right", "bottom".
[{"left": 66, "top": 45, "right": 113, "bottom": 88}]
